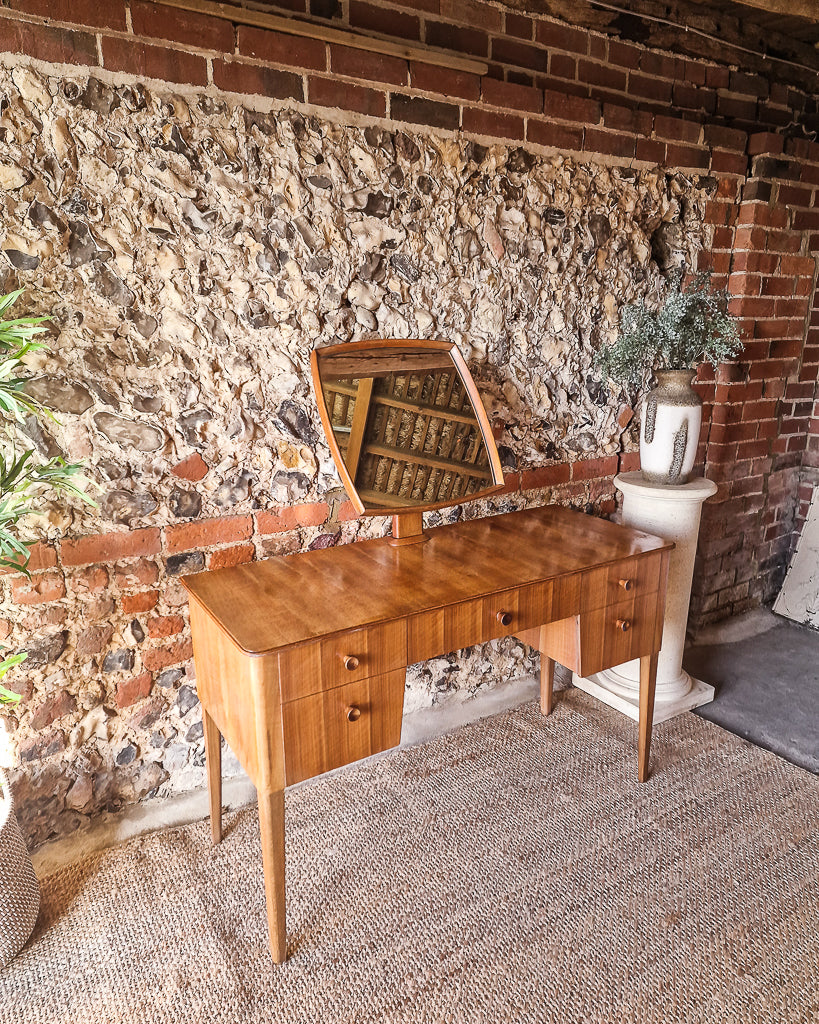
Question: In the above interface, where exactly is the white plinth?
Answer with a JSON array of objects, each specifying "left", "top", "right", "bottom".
[{"left": 573, "top": 471, "right": 717, "bottom": 722}]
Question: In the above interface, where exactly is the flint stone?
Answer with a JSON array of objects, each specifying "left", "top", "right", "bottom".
[
  {"left": 256, "top": 250, "right": 280, "bottom": 275},
  {"left": 94, "top": 412, "right": 164, "bottom": 452},
  {"left": 169, "top": 487, "right": 202, "bottom": 519},
  {"left": 4, "top": 250, "right": 40, "bottom": 270},
  {"left": 25, "top": 377, "right": 93, "bottom": 415},
  {"left": 185, "top": 721, "right": 204, "bottom": 742},
  {"left": 76, "top": 624, "right": 114, "bottom": 658},
  {"left": 116, "top": 744, "right": 137, "bottom": 766},
  {"left": 177, "top": 684, "right": 199, "bottom": 715},
  {"left": 309, "top": 531, "right": 340, "bottom": 550},
  {"left": 542, "top": 207, "right": 566, "bottom": 225},
  {"left": 307, "top": 174, "right": 332, "bottom": 189},
  {"left": 87, "top": 381, "right": 120, "bottom": 410},
  {"left": 29, "top": 201, "right": 66, "bottom": 232},
  {"left": 394, "top": 133, "right": 420, "bottom": 162},
  {"left": 507, "top": 148, "right": 536, "bottom": 173},
  {"left": 133, "top": 393, "right": 163, "bottom": 414},
  {"left": 166, "top": 552, "right": 205, "bottom": 576},
  {"left": 213, "top": 471, "right": 252, "bottom": 507},
  {"left": 102, "top": 489, "right": 157, "bottom": 524},
  {"left": 19, "top": 730, "right": 65, "bottom": 762},
  {"left": 102, "top": 649, "right": 135, "bottom": 673},
  {"left": 157, "top": 668, "right": 183, "bottom": 689},
  {"left": 25, "top": 631, "right": 68, "bottom": 667},
  {"left": 93, "top": 264, "right": 135, "bottom": 306},
  {"left": 295, "top": 216, "right": 321, "bottom": 250},
  {"left": 359, "top": 253, "right": 387, "bottom": 283},
  {"left": 363, "top": 192, "right": 392, "bottom": 218},
  {"left": 417, "top": 175, "right": 434, "bottom": 195},
  {"left": 129, "top": 698, "right": 163, "bottom": 730},
  {"left": 390, "top": 253, "right": 421, "bottom": 283},
  {"left": 127, "top": 308, "right": 158, "bottom": 338},
  {"left": 651, "top": 221, "right": 686, "bottom": 272},
  {"left": 129, "top": 619, "right": 145, "bottom": 643},
  {"left": 270, "top": 470, "right": 310, "bottom": 502},
  {"left": 305, "top": 254, "right": 331, "bottom": 275},
  {"left": 277, "top": 399, "right": 317, "bottom": 445},
  {"left": 178, "top": 409, "right": 213, "bottom": 447},
  {"left": 589, "top": 213, "right": 612, "bottom": 247}
]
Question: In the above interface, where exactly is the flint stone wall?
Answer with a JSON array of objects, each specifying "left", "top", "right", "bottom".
[{"left": 0, "top": 63, "right": 710, "bottom": 845}]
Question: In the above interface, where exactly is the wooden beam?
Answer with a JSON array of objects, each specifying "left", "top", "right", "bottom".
[
  {"left": 730, "top": 0, "right": 819, "bottom": 23},
  {"left": 149, "top": 0, "right": 489, "bottom": 75}
]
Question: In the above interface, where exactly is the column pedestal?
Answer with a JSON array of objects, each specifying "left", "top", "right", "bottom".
[{"left": 574, "top": 471, "right": 717, "bottom": 724}]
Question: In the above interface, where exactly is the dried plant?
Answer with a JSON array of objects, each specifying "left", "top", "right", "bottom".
[{"left": 596, "top": 272, "right": 743, "bottom": 388}]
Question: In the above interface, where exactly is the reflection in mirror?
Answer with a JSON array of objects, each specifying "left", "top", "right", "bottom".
[{"left": 312, "top": 341, "right": 503, "bottom": 514}]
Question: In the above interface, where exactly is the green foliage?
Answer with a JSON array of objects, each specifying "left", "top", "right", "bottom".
[
  {"left": 596, "top": 272, "right": 743, "bottom": 388},
  {"left": 0, "top": 291, "right": 96, "bottom": 703}
]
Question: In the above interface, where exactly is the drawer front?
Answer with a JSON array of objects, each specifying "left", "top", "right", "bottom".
[
  {"left": 279, "top": 620, "right": 406, "bottom": 702},
  {"left": 482, "top": 580, "right": 554, "bottom": 641},
  {"left": 580, "top": 554, "right": 663, "bottom": 613},
  {"left": 408, "top": 599, "right": 483, "bottom": 664},
  {"left": 578, "top": 591, "right": 663, "bottom": 677},
  {"left": 282, "top": 670, "right": 404, "bottom": 785}
]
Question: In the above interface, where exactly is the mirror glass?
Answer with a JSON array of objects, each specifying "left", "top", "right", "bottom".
[{"left": 311, "top": 340, "right": 504, "bottom": 514}]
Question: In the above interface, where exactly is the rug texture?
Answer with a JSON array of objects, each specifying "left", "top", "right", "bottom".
[{"left": 1, "top": 691, "right": 818, "bottom": 1024}]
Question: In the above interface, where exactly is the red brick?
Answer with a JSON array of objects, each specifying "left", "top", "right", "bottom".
[
  {"left": 520, "top": 464, "right": 571, "bottom": 490},
  {"left": 350, "top": 1, "right": 420, "bottom": 40},
  {"left": 665, "top": 144, "right": 710, "bottom": 170},
  {"left": 440, "top": 0, "right": 502, "bottom": 31},
  {"left": 536, "top": 20, "right": 588, "bottom": 55},
  {"left": 505, "top": 13, "right": 533, "bottom": 39},
  {"left": 608, "top": 39, "right": 642, "bottom": 69},
  {"left": 636, "top": 139, "right": 667, "bottom": 165},
  {"left": 62, "top": 529, "right": 161, "bottom": 567},
  {"left": 330, "top": 43, "right": 407, "bottom": 85},
  {"left": 584, "top": 129, "right": 635, "bottom": 160},
  {"left": 8, "top": 0, "right": 126, "bottom": 29},
  {"left": 549, "top": 53, "right": 576, "bottom": 81},
  {"left": 115, "top": 558, "right": 160, "bottom": 588},
  {"left": 237, "top": 25, "right": 326, "bottom": 69},
  {"left": 121, "top": 590, "right": 159, "bottom": 614},
  {"left": 142, "top": 640, "right": 193, "bottom": 672},
  {"left": 491, "top": 36, "right": 546, "bottom": 71},
  {"left": 308, "top": 77, "right": 386, "bottom": 117},
  {"left": 527, "top": 119, "right": 584, "bottom": 152},
  {"left": 102, "top": 37, "right": 206, "bottom": 85},
  {"left": 710, "top": 150, "right": 748, "bottom": 176},
  {"left": 481, "top": 77, "right": 542, "bottom": 113},
  {"left": 130, "top": 1, "right": 232, "bottom": 51},
  {"left": 603, "top": 103, "right": 652, "bottom": 136},
  {"left": 171, "top": 453, "right": 209, "bottom": 482},
  {"left": 411, "top": 62, "right": 480, "bottom": 100},
  {"left": 572, "top": 455, "right": 619, "bottom": 481},
  {"left": 213, "top": 60, "right": 304, "bottom": 101},
  {"left": 542, "top": 88, "right": 600, "bottom": 125},
  {"left": 391, "top": 93, "right": 459, "bottom": 130},
  {"left": 0, "top": 541, "right": 57, "bottom": 576},
  {"left": 30, "top": 690, "right": 76, "bottom": 731},
  {"left": 628, "top": 73, "right": 673, "bottom": 103},
  {"left": 748, "top": 131, "right": 784, "bottom": 156},
  {"left": 672, "top": 82, "right": 716, "bottom": 115},
  {"left": 165, "top": 516, "right": 252, "bottom": 555},
  {"left": 207, "top": 542, "right": 255, "bottom": 570},
  {"left": 0, "top": 18, "right": 98, "bottom": 66},
  {"left": 653, "top": 115, "right": 702, "bottom": 144},
  {"left": 577, "top": 60, "right": 626, "bottom": 94},
  {"left": 116, "top": 672, "right": 152, "bottom": 709},
  {"left": 336, "top": 500, "right": 361, "bottom": 522},
  {"left": 462, "top": 107, "right": 524, "bottom": 141},
  {"left": 147, "top": 615, "right": 186, "bottom": 639},
  {"left": 11, "top": 572, "right": 65, "bottom": 606},
  {"left": 641, "top": 51, "right": 682, "bottom": 79},
  {"left": 68, "top": 566, "right": 109, "bottom": 594},
  {"left": 257, "top": 502, "right": 329, "bottom": 534}
]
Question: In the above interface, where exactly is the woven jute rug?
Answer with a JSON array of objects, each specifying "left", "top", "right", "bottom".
[{"left": 2, "top": 691, "right": 818, "bottom": 1024}]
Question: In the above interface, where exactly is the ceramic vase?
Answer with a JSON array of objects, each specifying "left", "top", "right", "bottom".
[
  {"left": 639, "top": 369, "right": 701, "bottom": 485},
  {"left": 0, "top": 769, "right": 40, "bottom": 967}
]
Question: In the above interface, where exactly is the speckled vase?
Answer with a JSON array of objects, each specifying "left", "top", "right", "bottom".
[
  {"left": 0, "top": 769, "right": 40, "bottom": 967},
  {"left": 639, "top": 369, "right": 701, "bottom": 485}
]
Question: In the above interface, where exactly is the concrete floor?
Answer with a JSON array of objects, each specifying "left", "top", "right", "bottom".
[
  {"left": 685, "top": 608, "right": 819, "bottom": 775},
  {"left": 33, "top": 608, "right": 818, "bottom": 876}
]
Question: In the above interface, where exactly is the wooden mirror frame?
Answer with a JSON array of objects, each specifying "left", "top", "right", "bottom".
[{"left": 311, "top": 339, "right": 505, "bottom": 539}]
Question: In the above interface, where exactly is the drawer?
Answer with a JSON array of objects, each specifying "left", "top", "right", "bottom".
[
  {"left": 482, "top": 580, "right": 555, "bottom": 641},
  {"left": 578, "top": 591, "right": 663, "bottom": 677},
  {"left": 580, "top": 554, "right": 663, "bottom": 613},
  {"left": 278, "top": 619, "right": 406, "bottom": 702},
  {"left": 408, "top": 599, "right": 484, "bottom": 664},
  {"left": 282, "top": 670, "right": 404, "bottom": 785}
]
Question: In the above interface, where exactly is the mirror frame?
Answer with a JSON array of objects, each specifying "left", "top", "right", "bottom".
[{"left": 310, "top": 338, "right": 505, "bottom": 516}]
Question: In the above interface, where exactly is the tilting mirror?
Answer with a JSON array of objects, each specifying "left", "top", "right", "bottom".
[{"left": 311, "top": 339, "right": 504, "bottom": 516}]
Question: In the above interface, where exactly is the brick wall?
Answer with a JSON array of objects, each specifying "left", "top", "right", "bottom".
[{"left": 1, "top": 0, "right": 818, "bottom": 629}]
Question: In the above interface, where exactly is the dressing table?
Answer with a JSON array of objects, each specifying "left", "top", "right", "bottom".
[{"left": 182, "top": 340, "right": 671, "bottom": 963}]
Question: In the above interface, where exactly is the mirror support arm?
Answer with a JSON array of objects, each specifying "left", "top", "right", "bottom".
[{"left": 387, "top": 512, "right": 429, "bottom": 547}]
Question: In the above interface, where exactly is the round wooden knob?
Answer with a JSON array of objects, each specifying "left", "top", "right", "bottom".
[
  {"left": 343, "top": 655, "right": 360, "bottom": 671},
  {"left": 496, "top": 610, "right": 513, "bottom": 626},
  {"left": 619, "top": 578, "right": 633, "bottom": 591},
  {"left": 616, "top": 619, "right": 631, "bottom": 632},
  {"left": 346, "top": 705, "right": 362, "bottom": 722}
]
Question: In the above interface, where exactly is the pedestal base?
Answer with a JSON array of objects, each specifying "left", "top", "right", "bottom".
[{"left": 572, "top": 670, "right": 714, "bottom": 723}]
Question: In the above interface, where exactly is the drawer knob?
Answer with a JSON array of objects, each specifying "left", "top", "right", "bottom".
[
  {"left": 496, "top": 610, "right": 513, "bottom": 626},
  {"left": 346, "top": 705, "right": 362, "bottom": 723},
  {"left": 619, "top": 578, "right": 633, "bottom": 591},
  {"left": 343, "top": 655, "right": 360, "bottom": 671},
  {"left": 616, "top": 618, "right": 631, "bottom": 632}
]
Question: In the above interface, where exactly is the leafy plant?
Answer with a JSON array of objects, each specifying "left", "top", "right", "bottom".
[
  {"left": 0, "top": 290, "right": 96, "bottom": 703},
  {"left": 596, "top": 272, "right": 743, "bottom": 388}
]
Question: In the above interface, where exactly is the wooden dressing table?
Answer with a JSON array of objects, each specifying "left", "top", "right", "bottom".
[{"left": 183, "top": 503, "right": 671, "bottom": 963}]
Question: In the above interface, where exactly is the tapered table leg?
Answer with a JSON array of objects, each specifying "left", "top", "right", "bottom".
[
  {"left": 202, "top": 707, "right": 222, "bottom": 845},
  {"left": 638, "top": 652, "right": 659, "bottom": 783},
  {"left": 540, "top": 655, "right": 556, "bottom": 715},
  {"left": 257, "top": 788, "right": 287, "bottom": 963}
]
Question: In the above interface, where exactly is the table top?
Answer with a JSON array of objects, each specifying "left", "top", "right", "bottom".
[{"left": 182, "top": 504, "right": 671, "bottom": 656}]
